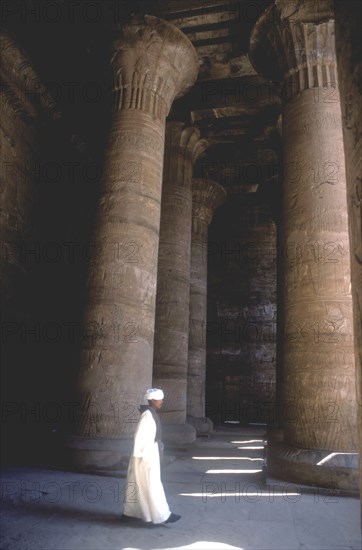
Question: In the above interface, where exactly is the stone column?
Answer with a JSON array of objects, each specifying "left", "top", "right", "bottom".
[
  {"left": 0, "top": 30, "right": 58, "bottom": 322},
  {"left": 187, "top": 179, "right": 226, "bottom": 433},
  {"left": 0, "top": 30, "right": 59, "bottom": 458},
  {"left": 334, "top": 0, "right": 362, "bottom": 512},
  {"left": 250, "top": 0, "right": 359, "bottom": 490},
  {"left": 70, "top": 16, "right": 198, "bottom": 470},
  {"left": 153, "top": 121, "right": 208, "bottom": 445}
]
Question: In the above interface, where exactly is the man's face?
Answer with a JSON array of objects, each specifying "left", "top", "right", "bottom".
[{"left": 152, "top": 399, "right": 163, "bottom": 410}]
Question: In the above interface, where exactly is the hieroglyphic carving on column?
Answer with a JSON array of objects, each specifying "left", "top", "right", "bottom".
[
  {"left": 153, "top": 122, "right": 209, "bottom": 426},
  {"left": 281, "top": 43, "right": 357, "bottom": 452},
  {"left": 188, "top": 178, "right": 226, "bottom": 418},
  {"left": 334, "top": 0, "right": 362, "bottom": 502},
  {"left": 77, "top": 16, "right": 199, "bottom": 448},
  {"left": 0, "top": 30, "right": 59, "bottom": 120},
  {"left": 249, "top": 1, "right": 358, "bottom": 464},
  {"left": 0, "top": 29, "right": 61, "bottom": 332}
]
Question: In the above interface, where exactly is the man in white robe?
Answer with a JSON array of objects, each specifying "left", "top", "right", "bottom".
[{"left": 123, "top": 388, "right": 181, "bottom": 524}]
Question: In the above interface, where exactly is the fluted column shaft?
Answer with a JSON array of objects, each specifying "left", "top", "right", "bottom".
[
  {"left": 74, "top": 16, "right": 198, "bottom": 468},
  {"left": 187, "top": 179, "right": 226, "bottom": 419},
  {"left": 250, "top": 0, "right": 358, "bottom": 490},
  {"left": 153, "top": 122, "right": 207, "bottom": 434}
]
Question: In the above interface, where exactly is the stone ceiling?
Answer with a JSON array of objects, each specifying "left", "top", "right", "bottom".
[
  {"left": 147, "top": 0, "right": 262, "bottom": 80},
  {"left": 4, "top": 0, "right": 282, "bottom": 194},
  {"left": 140, "top": 0, "right": 282, "bottom": 194}
]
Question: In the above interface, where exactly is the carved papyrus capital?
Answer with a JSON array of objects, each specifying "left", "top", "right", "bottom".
[
  {"left": 165, "top": 121, "right": 208, "bottom": 160},
  {"left": 192, "top": 178, "right": 227, "bottom": 225},
  {"left": 163, "top": 121, "right": 209, "bottom": 184},
  {"left": 111, "top": 15, "right": 199, "bottom": 118},
  {"left": 249, "top": 0, "right": 338, "bottom": 97}
]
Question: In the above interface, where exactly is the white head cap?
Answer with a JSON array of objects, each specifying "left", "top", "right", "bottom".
[{"left": 144, "top": 388, "right": 164, "bottom": 401}]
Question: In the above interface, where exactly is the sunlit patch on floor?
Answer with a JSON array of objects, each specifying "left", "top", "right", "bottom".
[
  {"left": 205, "top": 469, "right": 263, "bottom": 474},
  {"left": 192, "top": 456, "right": 263, "bottom": 461}
]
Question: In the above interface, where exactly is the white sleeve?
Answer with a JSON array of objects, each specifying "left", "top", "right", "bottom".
[{"left": 133, "top": 410, "right": 156, "bottom": 459}]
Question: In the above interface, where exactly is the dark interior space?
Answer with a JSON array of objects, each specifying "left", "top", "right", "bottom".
[{"left": 0, "top": 1, "right": 361, "bottom": 508}]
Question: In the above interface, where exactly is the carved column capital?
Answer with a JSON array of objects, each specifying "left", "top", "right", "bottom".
[
  {"left": 111, "top": 15, "right": 199, "bottom": 119},
  {"left": 249, "top": 0, "right": 338, "bottom": 96},
  {"left": 180, "top": 126, "right": 209, "bottom": 164},
  {"left": 249, "top": 1, "right": 359, "bottom": 491},
  {"left": 163, "top": 121, "right": 209, "bottom": 186},
  {"left": 165, "top": 121, "right": 208, "bottom": 161},
  {"left": 192, "top": 178, "right": 227, "bottom": 225}
]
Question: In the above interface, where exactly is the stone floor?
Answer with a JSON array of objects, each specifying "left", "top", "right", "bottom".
[{"left": 1, "top": 427, "right": 361, "bottom": 550}]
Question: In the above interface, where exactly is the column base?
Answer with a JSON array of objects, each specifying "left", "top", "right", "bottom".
[
  {"left": 162, "top": 423, "right": 196, "bottom": 446},
  {"left": 187, "top": 415, "right": 213, "bottom": 436},
  {"left": 268, "top": 440, "right": 360, "bottom": 493},
  {"left": 65, "top": 435, "right": 133, "bottom": 474}
]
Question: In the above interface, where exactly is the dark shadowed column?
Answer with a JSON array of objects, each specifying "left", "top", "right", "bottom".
[
  {"left": 0, "top": 30, "right": 59, "bottom": 321},
  {"left": 153, "top": 121, "right": 208, "bottom": 445},
  {"left": 334, "top": 0, "right": 362, "bottom": 514},
  {"left": 70, "top": 16, "right": 198, "bottom": 470},
  {"left": 250, "top": 0, "right": 359, "bottom": 490},
  {"left": 187, "top": 178, "right": 227, "bottom": 433},
  {"left": 0, "top": 31, "right": 60, "bottom": 459}
]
